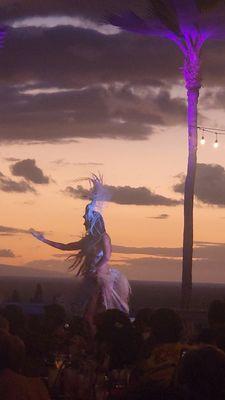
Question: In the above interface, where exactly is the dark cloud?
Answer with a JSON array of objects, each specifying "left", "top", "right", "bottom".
[
  {"left": 0, "top": 12, "right": 224, "bottom": 86},
  {"left": 174, "top": 163, "right": 225, "bottom": 206},
  {"left": 73, "top": 162, "right": 103, "bottom": 166},
  {"left": 148, "top": 213, "right": 169, "bottom": 219},
  {"left": 0, "top": 261, "right": 67, "bottom": 277},
  {"left": 0, "top": 80, "right": 186, "bottom": 142},
  {"left": 113, "top": 241, "right": 225, "bottom": 262},
  {"left": 0, "top": 172, "right": 35, "bottom": 193},
  {"left": 0, "top": 225, "right": 30, "bottom": 235},
  {"left": 0, "top": 249, "right": 15, "bottom": 258},
  {"left": 65, "top": 183, "right": 181, "bottom": 206},
  {"left": 0, "top": 26, "right": 181, "bottom": 88},
  {"left": 4, "top": 157, "right": 20, "bottom": 162},
  {"left": 112, "top": 249, "right": 225, "bottom": 283},
  {"left": 0, "top": 6, "right": 223, "bottom": 144},
  {"left": 24, "top": 258, "right": 68, "bottom": 275},
  {"left": 112, "top": 256, "right": 181, "bottom": 282},
  {"left": 202, "top": 88, "right": 225, "bottom": 110},
  {"left": 202, "top": 40, "right": 225, "bottom": 87},
  {"left": 113, "top": 244, "right": 182, "bottom": 257},
  {"left": 52, "top": 159, "right": 103, "bottom": 166},
  {"left": 0, "top": 0, "right": 148, "bottom": 23},
  {"left": 11, "top": 159, "right": 49, "bottom": 184}
]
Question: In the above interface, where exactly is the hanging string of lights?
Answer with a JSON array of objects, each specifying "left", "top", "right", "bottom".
[{"left": 197, "top": 126, "right": 225, "bottom": 148}]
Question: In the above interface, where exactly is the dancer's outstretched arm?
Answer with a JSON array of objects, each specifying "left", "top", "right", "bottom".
[{"left": 31, "top": 230, "right": 82, "bottom": 251}]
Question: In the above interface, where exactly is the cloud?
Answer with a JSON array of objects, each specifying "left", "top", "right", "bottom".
[
  {"left": 0, "top": 81, "right": 186, "bottom": 142},
  {"left": 174, "top": 163, "right": 225, "bottom": 206},
  {"left": 0, "top": 25, "right": 181, "bottom": 88},
  {"left": 111, "top": 241, "right": 225, "bottom": 282},
  {"left": 24, "top": 258, "right": 68, "bottom": 275},
  {"left": 202, "top": 88, "right": 225, "bottom": 111},
  {"left": 0, "top": 225, "right": 30, "bottom": 235},
  {"left": 0, "top": 8, "right": 223, "bottom": 144},
  {"left": 148, "top": 213, "right": 169, "bottom": 219},
  {"left": 65, "top": 183, "right": 181, "bottom": 206},
  {"left": 0, "top": 172, "right": 35, "bottom": 193},
  {"left": 0, "top": 1, "right": 145, "bottom": 24},
  {"left": 113, "top": 241, "right": 225, "bottom": 261},
  {"left": 0, "top": 5, "right": 224, "bottom": 91},
  {"left": 11, "top": 15, "right": 121, "bottom": 35},
  {"left": 0, "top": 249, "right": 15, "bottom": 258},
  {"left": 112, "top": 244, "right": 182, "bottom": 257},
  {"left": 112, "top": 256, "right": 181, "bottom": 282},
  {"left": 4, "top": 157, "right": 20, "bottom": 162},
  {"left": 10, "top": 159, "right": 49, "bottom": 184},
  {"left": 52, "top": 159, "right": 103, "bottom": 166}
]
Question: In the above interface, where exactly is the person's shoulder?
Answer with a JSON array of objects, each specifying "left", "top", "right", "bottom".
[
  {"left": 102, "top": 232, "right": 111, "bottom": 244},
  {"left": 103, "top": 232, "right": 110, "bottom": 240}
]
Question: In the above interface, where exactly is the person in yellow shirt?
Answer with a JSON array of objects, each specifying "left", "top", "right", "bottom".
[{"left": 138, "top": 308, "right": 191, "bottom": 388}]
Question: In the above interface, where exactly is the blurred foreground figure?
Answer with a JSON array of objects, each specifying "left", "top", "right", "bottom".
[
  {"left": 32, "top": 175, "right": 130, "bottom": 330},
  {"left": 179, "top": 345, "right": 225, "bottom": 400},
  {"left": 0, "top": 332, "right": 50, "bottom": 400}
]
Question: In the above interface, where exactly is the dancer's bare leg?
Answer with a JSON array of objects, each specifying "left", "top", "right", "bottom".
[{"left": 84, "top": 287, "right": 101, "bottom": 333}]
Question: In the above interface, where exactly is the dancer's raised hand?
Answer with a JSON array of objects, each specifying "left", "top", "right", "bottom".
[
  {"left": 30, "top": 228, "right": 81, "bottom": 250},
  {"left": 30, "top": 229, "right": 45, "bottom": 242}
]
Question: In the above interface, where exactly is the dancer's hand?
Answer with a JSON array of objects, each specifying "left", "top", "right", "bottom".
[{"left": 30, "top": 229, "right": 45, "bottom": 242}]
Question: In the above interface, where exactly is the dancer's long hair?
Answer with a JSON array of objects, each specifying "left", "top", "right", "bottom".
[
  {"left": 68, "top": 210, "right": 106, "bottom": 275},
  {"left": 68, "top": 174, "right": 108, "bottom": 275}
]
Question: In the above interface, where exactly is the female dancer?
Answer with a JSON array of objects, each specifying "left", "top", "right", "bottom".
[{"left": 31, "top": 175, "right": 130, "bottom": 328}]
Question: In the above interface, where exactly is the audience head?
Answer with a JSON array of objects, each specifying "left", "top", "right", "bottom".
[
  {"left": 134, "top": 308, "right": 153, "bottom": 334},
  {"left": 0, "top": 315, "right": 10, "bottom": 334},
  {"left": 44, "top": 303, "right": 66, "bottom": 331},
  {"left": 96, "top": 309, "right": 131, "bottom": 340},
  {"left": 179, "top": 345, "right": 225, "bottom": 400},
  {"left": 3, "top": 304, "right": 26, "bottom": 336},
  {"left": 150, "top": 308, "right": 183, "bottom": 344},
  {"left": 208, "top": 299, "right": 225, "bottom": 329},
  {"left": 95, "top": 309, "right": 138, "bottom": 368},
  {"left": 0, "top": 333, "right": 25, "bottom": 373},
  {"left": 69, "top": 316, "right": 91, "bottom": 339}
]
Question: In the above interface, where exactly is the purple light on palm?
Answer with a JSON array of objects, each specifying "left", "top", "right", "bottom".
[
  {"left": 0, "top": 27, "right": 7, "bottom": 48},
  {"left": 108, "top": 0, "right": 225, "bottom": 308}
]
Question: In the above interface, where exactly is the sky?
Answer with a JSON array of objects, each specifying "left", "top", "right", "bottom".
[{"left": 1, "top": 0, "right": 225, "bottom": 283}]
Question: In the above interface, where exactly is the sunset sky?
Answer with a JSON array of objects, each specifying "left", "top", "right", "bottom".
[{"left": 1, "top": 1, "right": 225, "bottom": 283}]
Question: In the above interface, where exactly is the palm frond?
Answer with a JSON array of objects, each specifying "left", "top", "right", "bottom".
[
  {"left": 147, "top": 0, "right": 182, "bottom": 35},
  {"left": 196, "top": 0, "right": 225, "bottom": 13},
  {"left": 198, "top": 1, "right": 225, "bottom": 39},
  {"left": 108, "top": 10, "right": 178, "bottom": 39},
  {"left": 0, "top": 26, "right": 7, "bottom": 48},
  {"left": 108, "top": 11, "right": 153, "bottom": 34}
]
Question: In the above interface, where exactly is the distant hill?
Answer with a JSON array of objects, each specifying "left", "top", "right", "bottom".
[
  {"left": 0, "top": 263, "right": 66, "bottom": 278},
  {"left": 0, "top": 267, "right": 225, "bottom": 313}
]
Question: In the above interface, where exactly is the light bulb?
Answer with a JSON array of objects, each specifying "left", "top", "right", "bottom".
[
  {"left": 200, "top": 136, "right": 205, "bottom": 145},
  {"left": 214, "top": 139, "right": 219, "bottom": 148},
  {"left": 214, "top": 133, "right": 219, "bottom": 148}
]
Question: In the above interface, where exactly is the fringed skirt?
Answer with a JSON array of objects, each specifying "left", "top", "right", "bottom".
[{"left": 81, "top": 268, "right": 131, "bottom": 315}]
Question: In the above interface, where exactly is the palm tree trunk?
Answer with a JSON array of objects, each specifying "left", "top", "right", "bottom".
[
  {"left": 181, "top": 46, "right": 202, "bottom": 309},
  {"left": 181, "top": 87, "right": 199, "bottom": 309}
]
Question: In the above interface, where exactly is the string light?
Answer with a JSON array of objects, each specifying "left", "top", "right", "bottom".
[
  {"left": 200, "top": 135, "right": 205, "bottom": 145},
  {"left": 196, "top": 126, "right": 225, "bottom": 148},
  {"left": 213, "top": 132, "right": 219, "bottom": 148}
]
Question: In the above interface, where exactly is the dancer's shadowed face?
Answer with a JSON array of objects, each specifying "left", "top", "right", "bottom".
[
  {"left": 83, "top": 213, "right": 90, "bottom": 231},
  {"left": 83, "top": 205, "right": 105, "bottom": 236}
]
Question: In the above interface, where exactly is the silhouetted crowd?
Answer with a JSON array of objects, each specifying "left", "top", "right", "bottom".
[{"left": 1, "top": 299, "right": 225, "bottom": 399}]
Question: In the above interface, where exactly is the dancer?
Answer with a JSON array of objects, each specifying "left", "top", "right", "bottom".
[{"left": 31, "top": 175, "right": 130, "bottom": 329}]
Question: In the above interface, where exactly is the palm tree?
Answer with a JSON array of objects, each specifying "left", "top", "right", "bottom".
[
  {"left": 108, "top": 0, "right": 225, "bottom": 308},
  {"left": 0, "top": 27, "right": 6, "bottom": 48}
]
